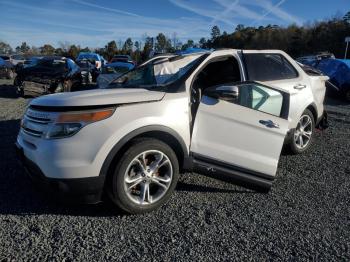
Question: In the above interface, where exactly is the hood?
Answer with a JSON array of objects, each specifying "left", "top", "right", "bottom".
[{"left": 30, "top": 88, "right": 165, "bottom": 107}]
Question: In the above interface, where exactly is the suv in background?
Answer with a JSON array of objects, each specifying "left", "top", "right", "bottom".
[
  {"left": 10, "top": 54, "right": 26, "bottom": 65},
  {"left": 16, "top": 49, "right": 328, "bottom": 214},
  {"left": 110, "top": 55, "right": 135, "bottom": 65},
  {"left": 76, "top": 52, "right": 106, "bottom": 70}
]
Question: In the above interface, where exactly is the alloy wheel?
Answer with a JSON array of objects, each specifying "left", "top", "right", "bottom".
[
  {"left": 294, "top": 115, "right": 313, "bottom": 149},
  {"left": 123, "top": 150, "right": 173, "bottom": 205}
]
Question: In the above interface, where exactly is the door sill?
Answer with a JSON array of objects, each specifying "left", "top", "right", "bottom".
[{"left": 192, "top": 153, "right": 274, "bottom": 191}]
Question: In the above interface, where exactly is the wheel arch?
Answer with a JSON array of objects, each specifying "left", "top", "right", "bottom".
[
  {"left": 99, "top": 125, "right": 189, "bottom": 185},
  {"left": 306, "top": 103, "right": 318, "bottom": 123}
]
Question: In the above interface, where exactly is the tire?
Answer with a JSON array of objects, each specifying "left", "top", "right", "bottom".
[
  {"left": 107, "top": 138, "right": 179, "bottom": 214},
  {"left": 63, "top": 80, "right": 72, "bottom": 92},
  {"left": 54, "top": 80, "right": 72, "bottom": 93},
  {"left": 14, "top": 77, "right": 24, "bottom": 97},
  {"left": 288, "top": 109, "right": 315, "bottom": 154},
  {"left": 7, "top": 70, "right": 14, "bottom": 79},
  {"left": 87, "top": 72, "right": 92, "bottom": 84}
]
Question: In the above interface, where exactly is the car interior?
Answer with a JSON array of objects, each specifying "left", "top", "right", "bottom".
[{"left": 190, "top": 56, "right": 241, "bottom": 122}]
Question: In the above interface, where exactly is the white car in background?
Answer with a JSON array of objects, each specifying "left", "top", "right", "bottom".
[{"left": 16, "top": 49, "right": 328, "bottom": 214}]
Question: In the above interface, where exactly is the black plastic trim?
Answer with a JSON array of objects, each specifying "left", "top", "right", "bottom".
[
  {"left": 192, "top": 153, "right": 274, "bottom": 190},
  {"left": 15, "top": 142, "right": 104, "bottom": 204}
]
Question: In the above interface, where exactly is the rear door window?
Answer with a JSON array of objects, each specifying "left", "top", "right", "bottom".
[{"left": 244, "top": 53, "right": 298, "bottom": 81}]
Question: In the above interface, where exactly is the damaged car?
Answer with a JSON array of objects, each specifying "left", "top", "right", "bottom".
[
  {"left": 14, "top": 57, "right": 82, "bottom": 97},
  {"left": 16, "top": 49, "right": 328, "bottom": 214},
  {"left": 97, "top": 61, "right": 135, "bottom": 88}
]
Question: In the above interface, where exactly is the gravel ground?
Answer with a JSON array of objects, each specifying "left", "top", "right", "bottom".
[{"left": 0, "top": 79, "right": 349, "bottom": 261}]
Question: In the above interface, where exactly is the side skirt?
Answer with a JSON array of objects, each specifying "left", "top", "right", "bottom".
[{"left": 192, "top": 153, "right": 275, "bottom": 191}]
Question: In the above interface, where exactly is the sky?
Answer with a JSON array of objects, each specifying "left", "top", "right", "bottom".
[{"left": 0, "top": 0, "right": 348, "bottom": 49}]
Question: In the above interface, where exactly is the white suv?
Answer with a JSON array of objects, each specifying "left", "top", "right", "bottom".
[{"left": 16, "top": 49, "right": 328, "bottom": 214}]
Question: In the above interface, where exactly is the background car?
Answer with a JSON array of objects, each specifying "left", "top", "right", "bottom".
[
  {"left": 97, "top": 61, "right": 135, "bottom": 88},
  {"left": 0, "top": 57, "right": 15, "bottom": 79},
  {"left": 15, "top": 57, "right": 82, "bottom": 96},
  {"left": 76, "top": 52, "right": 106, "bottom": 70},
  {"left": 0, "top": 55, "right": 11, "bottom": 62},
  {"left": 8, "top": 54, "right": 26, "bottom": 65},
  {"left": 76, "top": 59, "right": 99, "bottom": 84},
  {"left": 110, "top": 55, "right": 135, "bottom": 65}
]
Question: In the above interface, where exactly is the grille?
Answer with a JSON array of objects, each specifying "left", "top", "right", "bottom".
[{"left": 21, "top": 109, "right": 53, "bottom": 138}]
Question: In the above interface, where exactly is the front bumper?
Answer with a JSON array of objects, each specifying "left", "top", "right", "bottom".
[{"left": 15, "top": 142, "right": 105, "bottom": 204}]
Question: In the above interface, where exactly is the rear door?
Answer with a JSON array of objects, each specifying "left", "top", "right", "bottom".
[
  {"left": 242, "top": 51, "right": 311, "bottom": 127},
  {"left": 191, "top": 81, "right": 290, "bottom": 188},
  {"left": 242, "top": 51, "right": 307, "bottom": 90}
]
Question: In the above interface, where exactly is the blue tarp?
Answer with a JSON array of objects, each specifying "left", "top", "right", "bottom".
[{"left": 314, "top": 59, "right": 350, "bottom": 91}]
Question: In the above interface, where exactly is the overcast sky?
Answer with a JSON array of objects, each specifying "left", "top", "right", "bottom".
[{"left": 0, "top": 0, "right": 348, "bottom": 48}]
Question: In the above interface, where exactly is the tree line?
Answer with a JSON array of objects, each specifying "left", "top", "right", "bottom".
[{"left": 0, "top": 17, "right": 349, "bottom": 63}]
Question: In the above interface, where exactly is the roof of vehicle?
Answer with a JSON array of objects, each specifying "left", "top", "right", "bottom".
[
  {"left": 78, "top": 52, "right": 100, "bottom": 57},
  {"left": 113, "top": 55, "right": 131, "bottom": 58},
  {"left": 40, "top": 56, "right": 66, "bottom": 60},
  {"left": 106, "top": 61, "right": 135, "bottom": 69}
]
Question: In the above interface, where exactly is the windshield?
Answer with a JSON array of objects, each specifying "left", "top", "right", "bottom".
[{"left": 109, "top": 54, "right": 203, "bottom": 89}]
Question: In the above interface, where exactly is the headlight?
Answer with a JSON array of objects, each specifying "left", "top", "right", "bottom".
[{"left": 45, "top": 108, "right": 115, "bottom": 139}]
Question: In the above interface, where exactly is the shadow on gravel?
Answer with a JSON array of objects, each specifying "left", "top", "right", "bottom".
[
  {"left": 0, "top": 118, "right": 123, "bottom": 217},
  {"left": 0, "top": 84, "right": 19, "bottom": 99},
  {"left": 176, "top": 181, "right": 256, "bottom": 194},
  {"left": 0, "top": 82, "right": 98, "bottom": 100},
  {"left": 325, "top": 96, "right": 349, "bottom": 106}
]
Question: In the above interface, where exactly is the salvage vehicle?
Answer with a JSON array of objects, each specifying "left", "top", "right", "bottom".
[
  {"left": 9, "top": 54, "right": 26, "bottom": 65},
  {"left": 110, "top": 55, "right": 135, "bottom": 65},
  {"left": 21, "top": 56, "right": 43, "bottom": 68},
  {"left": 76, "top": 52, "right": 106, "bottom": 70},
  {"left": 76, "top": 59, "right": 99, "bottom": 84},
  {"left": 16, "top": 49, "right": 328, "bottom": 214},
  {"left": 0, "top": 57, "right": 15, "bottom": 79},
  {"left": 14, "top": 57, "right": 82, "bottom": 97},
  {"left": 97, "top": 61, "right": 135, "bottom": 88}
]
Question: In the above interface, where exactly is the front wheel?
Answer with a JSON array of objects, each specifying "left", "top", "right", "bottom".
[
  {"left": 288, "top": 109, "right": 315, "bottom": 154},
  {"left": 54, "top": 80, "right": 72, "bottom": 93},
  {"left": 7, "top": 70, "right": 14, "bottom": 79},
  {"left": 108, "top": 138, "right": 179, "bottom": 214}
]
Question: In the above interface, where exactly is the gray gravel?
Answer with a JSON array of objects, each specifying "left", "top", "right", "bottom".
[{"left": 0, "top": 79, "right": 349, "bottom": 261}]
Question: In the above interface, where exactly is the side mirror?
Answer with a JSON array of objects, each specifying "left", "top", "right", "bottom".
[{"left": 205, "top": 84, "right": 239, "bottom": 101}]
